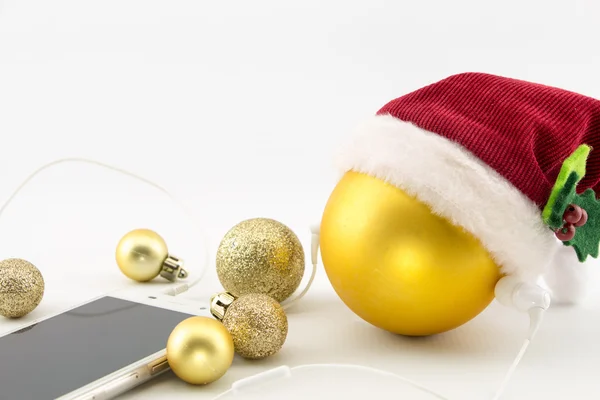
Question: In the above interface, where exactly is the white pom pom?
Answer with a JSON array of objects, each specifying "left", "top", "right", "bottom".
[{"left": 542, "top": 244, "right": 597, "bottom": 305}]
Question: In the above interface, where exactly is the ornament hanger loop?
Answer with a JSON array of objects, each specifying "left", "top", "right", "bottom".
[{"left": 0, "top": 157, "right": 209, "bottom": 292}]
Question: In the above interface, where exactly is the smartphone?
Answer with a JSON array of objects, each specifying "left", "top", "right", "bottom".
[{"left": 0, "top": 290, "right": 207, "bottom": 400}]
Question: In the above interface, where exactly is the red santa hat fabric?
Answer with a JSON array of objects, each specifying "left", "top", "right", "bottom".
[{"left": 337, "top": 72, "right": 600, "bottom": 295}]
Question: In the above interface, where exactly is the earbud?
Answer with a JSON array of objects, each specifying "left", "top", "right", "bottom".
[
  {"left": 115, "top": 228, "right": 187, "bottom": 283},
  {"left": 495, "top": 276, "right": 551, "bottom": 312},
  {"left": 495, "top": 275, "right": 551, "bottom": 340}
]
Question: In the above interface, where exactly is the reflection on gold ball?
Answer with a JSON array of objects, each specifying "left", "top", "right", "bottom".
[
  {"left": 222, "top": 293, "right": 288, "bottom": 359},
  {"left": 0, "top": 259, "right": 45, "bottom": 318},
  {"left": 216, "top": 218, "right": 305, "bottom": 302},
  {"left": 166, "top": 316, "right": 234, "bottom": 385},
  {"left": 116, "top": 229, "right": 168, "bottom": 282},
  {"left": 320, "top": 172, "right": 501, "bottom": 336}
]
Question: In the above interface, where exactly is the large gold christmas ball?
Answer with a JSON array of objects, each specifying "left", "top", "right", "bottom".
[
  {"left": 0, "top": 258, "right": 45, "bottom": 318},
  {"left": 320, "top": 171, "right": 501, "bottom": 336},
  {"left": 221, "top": 293, "right": 288, "bottom": 360},
  {"left": 166, "top": 316, "right": 234, "bottom": 385},
  {"left": 216, "top": 218, "right": 305, "bottom": 302}
]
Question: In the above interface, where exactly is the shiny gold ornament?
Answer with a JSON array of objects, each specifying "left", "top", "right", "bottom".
[
  {"left": 320, "top": 171, "right": 501, "bottom": 336},
  {"left": 166, "top": 316, "right": 234, "bottom": 385},
  {"left": 216, "top": 218, "right": 304, "bottom": 302},
  {"left": 0, "top": 258, "right": 45, "bottom": 318},
  {"left": 211, "top": 292, "right": 288, "bottom": 359},
  {"left": 115, "top": 229, "right": 187, "bottom": 282}
]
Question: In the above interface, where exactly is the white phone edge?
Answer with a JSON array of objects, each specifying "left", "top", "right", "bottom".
[{"left": 0, "top": 288, "right": 210, "bottom": 400}]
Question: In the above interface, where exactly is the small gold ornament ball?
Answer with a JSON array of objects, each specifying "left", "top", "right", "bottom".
[
  {"left": 320, "top": 172, "right": 501, "bottom": 336},
  {"left": 222, "top": 293, "right": 288, "bottom": 359},
  {"left": 166, "top": 316, "right": 234, "bottom": 385},
  {"left": 116, "top": 229, "right": 168, "bottom": 282},
  {"left": 0, "top": 258, "right": 45, "bottom": 318},
  {"left": 216, "top": 218, "right": 305, "bottom": 302}
]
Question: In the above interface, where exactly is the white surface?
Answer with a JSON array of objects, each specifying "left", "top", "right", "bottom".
[{"left": 1, "top": 1, "right": 600, "bottom": 399}]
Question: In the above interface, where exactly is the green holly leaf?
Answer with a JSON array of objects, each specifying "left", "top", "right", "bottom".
[
  {"left": 542, "top": 145, "right": 590, "bottom": 229},
  {"left": 542, "top": 144, "right": 600, "bottom": 261},
  {"left": 564, "top": 189, "right": 600, "bottom": 261}
]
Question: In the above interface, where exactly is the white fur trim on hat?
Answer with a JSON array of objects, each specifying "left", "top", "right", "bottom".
[{"left": 335, "top": 113, "right": 557, "bottom": 281}]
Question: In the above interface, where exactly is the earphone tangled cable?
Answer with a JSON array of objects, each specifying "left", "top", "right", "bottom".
[
  {"left": 0, "top": 157, "right": 539, "bottom": 399},
  {"left": 212, "top": 341, "right": 538, "bottom": 400},
  {"left": 0, "top": 157, "right": 317, "bottom": 308}
]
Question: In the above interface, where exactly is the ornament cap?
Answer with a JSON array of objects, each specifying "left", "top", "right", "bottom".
[
  {"left": 160, "top": 254, "right": 187, "bottom": 282},
  {"left": 210, "top": 292, "right": 236, "bottom": 321}
]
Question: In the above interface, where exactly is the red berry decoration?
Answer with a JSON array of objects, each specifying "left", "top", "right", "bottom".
[
  {"left": 555, "top": 224, "right": 576, "bottom": 241},
  {"left": 574, "top": 208, "right": 588, "bottom": 227},
  {"left": 563, "top": 204, "right": 583, "bottom": 224}
]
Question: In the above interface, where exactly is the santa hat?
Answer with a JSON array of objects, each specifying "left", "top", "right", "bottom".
[{"left": 337, "top": 72, "right": 600, "bottom": 303}]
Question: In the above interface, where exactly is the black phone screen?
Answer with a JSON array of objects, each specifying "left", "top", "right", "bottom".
[{"left": 0, "top": 296, "right": 195, "bottom": 399}]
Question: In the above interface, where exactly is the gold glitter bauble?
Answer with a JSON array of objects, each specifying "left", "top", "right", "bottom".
[
  {"left": 216, "top": 218, "right": 305, "bottom": 302},
  {"left": 213, "top": 292, "right": 288, "bottom": 360},
  {"left": 0, "top": 258, "right": 45, "bottom": 318},
  {"left": 166, "top": 316, "right": 234, "bottom": 385}
]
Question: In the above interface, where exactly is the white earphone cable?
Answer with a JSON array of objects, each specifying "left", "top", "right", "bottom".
[
  {"left": 280, "top": 260, "right": 317, "bottom": 310},
  {"left": 490, "top": 339, "right": 531, "bottom": 400},
  {"left": 293, "top": 364, "right": 449, "bottom": 399},
  {"left": 280, "top": 224, "right": 320, "bottom": 310},
  {"left": 490, "top": 306, "right": 545, "bottom": 399},
  {"left": 0, "top": 157, "right": 209, "bottom": 295},
  {"left": 210, "top": 364, "right": 449, "bottom": 400},
  {"left": 211, "top": 339, "right": 537, "bottom": 400}
]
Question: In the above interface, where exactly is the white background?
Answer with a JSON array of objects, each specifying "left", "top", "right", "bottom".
[{"left": 1, "top": 1, "right": 600, "bottom": 399}]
